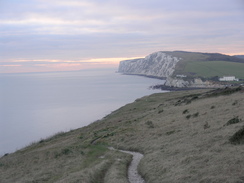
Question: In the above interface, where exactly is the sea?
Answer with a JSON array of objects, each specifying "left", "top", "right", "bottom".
[{"left": 0, "top": 68, "right": 166, "bottom": 155}]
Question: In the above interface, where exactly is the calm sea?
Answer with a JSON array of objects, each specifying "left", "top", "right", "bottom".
[{"left": 0, "top": 68, "right": 166, "bottom": 155}]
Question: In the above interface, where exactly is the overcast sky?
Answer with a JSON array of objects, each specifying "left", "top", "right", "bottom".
[{"left": 1, "top": 0, "right": 244, "bottom": 73}]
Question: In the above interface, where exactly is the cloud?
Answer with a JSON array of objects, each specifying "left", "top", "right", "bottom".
[
  {"left": 0, "top": 0, "right": 244, "bottom": 73},
  {"left": 0, "top": 56, "right": 143, "bottom": 73},
  {"left": 0, "top": 65, "right": 21, "bottom": 67}
]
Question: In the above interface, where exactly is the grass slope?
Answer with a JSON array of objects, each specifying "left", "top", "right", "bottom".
[
  {"left": 165, "top": 51, "right": 244, "bottom": 79},
  {"left": 1, "top": 87, "right": 244, "bottom": 182},
  {"left": 184, "top": 61, "right": 244, "bottom": 79}
]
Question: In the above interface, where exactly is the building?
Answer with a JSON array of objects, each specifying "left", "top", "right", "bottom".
[
  {"left": 176, "top": 75, "right": 187, "bottom": 78},
  {"left": 219, "top": 76, "right": 239, "bottom": 81}
]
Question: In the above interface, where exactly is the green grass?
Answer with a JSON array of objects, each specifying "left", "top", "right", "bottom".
[{"left": 184, "top": 61, "right": 244, "bottom": 79}]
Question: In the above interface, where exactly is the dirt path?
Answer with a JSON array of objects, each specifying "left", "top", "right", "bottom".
[
  {"left": 109, "top": 147, "right": 145, "bottom": 183},
  {"left": 119, "top": 150, "right": 145, "bottom": 183}
]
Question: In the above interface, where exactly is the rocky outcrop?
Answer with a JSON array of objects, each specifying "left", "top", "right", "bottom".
[
  {"left": 118, "top": 52, "right": 180, "bottom": 78},
  {"left": 165, "top": 77, "right": 224, "bottom": 88},
  {"left": 164, "top": 77, "right": 190, "bottom": 88}
]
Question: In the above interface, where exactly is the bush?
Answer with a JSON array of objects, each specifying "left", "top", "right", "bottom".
[
  {"left": 55, "top": 148, "right": 72, "bottom": 158},
  {"left": 39, "top": 139, "right": 45, "bottom": 143},
  {"left": 61, "top": 148, "right": 72, "bottom": 155},
  {"left": 183, "top": 109, "right": 189, "bottom": 114},
  {"left": 166, "top": 130, "right": 175, "bottom": 135},
  {"left": 145, "top": 121, "right": 154, "bottom": 128},
  {"left": 225, "top": 116, "right": 241, "bottom": 126},
  {"left": 229, "top": 126, "right": 244, "bottom": 145},
  {"left": 204, "top": 122, "right": 210, "bottom": 129},
  {"left": 192, "top": 112, "right": 199, "bottom": 117},
  {"left": 186, "top": 115, "right": 191, "bottom": 119},
  {"left": 158, "top": 109, "right": 164, "bottom": 114},
  {"left": 232, "top": 100, "right": 238, "bottom": 106}
]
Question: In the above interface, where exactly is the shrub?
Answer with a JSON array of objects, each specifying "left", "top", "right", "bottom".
[
  {"left": 192, "top": 112, "right": 199, "bottom": 117},
  {"left": 166, "top": 130, "right": 175, "bottom": 135},
  {"left": 210, "top": 106, "right": 215, "bottom": 109},
  {"left": 61, "top": 148, "right": 72, "bottom": 155},
  {"left": 204, "top": 122, "right": 210, "bottom": 129},
  {"left": 232, "top": 100, "right": 238, "bottom": 106},
  {"left": 225, "top": 116, "right": 242, "bottom": 126},
  {"left": 186, "top": 115, "right": 191, "bottom": 119},
  {"left": 55, "top": 148, "right": 73, "bottom": 158},
  {"left": 207, "top": 86, "right": 243, "bottom": 97},
  {"left": 145, "top": 121, "right": 154, "bottom": 128},
  {"left": 229, "top": 126, "right": 244, "bottom": 145},
  {"left": 183, "top": 109, "right": 189, "bottom": 114},
  {"left": 39, "top": 139, "right": 45, "bottom": 143},
  {"left": 158, "top": 109, "right": 164, "bottom": 114}
]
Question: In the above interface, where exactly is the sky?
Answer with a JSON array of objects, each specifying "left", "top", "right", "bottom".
[{"left": 0, "top": 0, "right": 244, "bottom": 73}]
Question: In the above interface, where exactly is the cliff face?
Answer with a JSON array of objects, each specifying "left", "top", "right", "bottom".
[
  {"left": 118, "top": 51, "right": 225, "bottom": 88},
  {"left": 118, "top": 52, "right": 180, "bottom": 78}
]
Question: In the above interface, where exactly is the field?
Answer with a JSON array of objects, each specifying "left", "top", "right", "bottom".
[
  {"left": 1, "top": 87, "right": 244, "bottom": 182},
  {"left": 184, "top": 61, "right": 244, "bottom": 79}
]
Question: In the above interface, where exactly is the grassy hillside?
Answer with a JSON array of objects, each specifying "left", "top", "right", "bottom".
[
  {"left": 1, "top": 87, "right": 244, "bottom": 182},
  {"left": 166, "top": 51, "right": 244, "bottom": 79},
  {"left": 184, "top": 61, "right": 244, "bottom": 79},
  {"left": 234, "top": 55, "right": 244, "bottom": 59}
]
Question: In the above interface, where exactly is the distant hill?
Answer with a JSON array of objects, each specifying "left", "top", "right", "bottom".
[
  {"left": 161, "top": 51, "right": 244, "bottom": 79},
  {"left": 166, "top": 51, "right": 244, "bottom": 63},
  {"left": 171, "top": 51, "right": 244, "bottom": 79},
  {"left": 118, "top": 51, "right": 244, "bottom": 84},
  {"left": 234, "top": 55, "right": 244, "bottom": 59}
]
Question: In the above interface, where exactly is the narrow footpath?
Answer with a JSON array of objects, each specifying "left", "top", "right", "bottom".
[
  {"left": 109, "top": 147, "right": 145, "bottom": 183},
  {"left": 119, "top": 150, "right": 145, "bottom": 183}
]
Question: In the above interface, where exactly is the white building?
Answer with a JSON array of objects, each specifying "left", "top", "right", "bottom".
[
  {"left": 219, "top": 76, "right": 239, "bottom": 81},
  {"left": 176, "top": 75, "right": 187, "bottom": 78}
]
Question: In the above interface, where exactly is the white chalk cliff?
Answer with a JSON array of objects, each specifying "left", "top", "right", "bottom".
[
  {"left": 118, "top": 51, "right": 223, "bottom": 88},
  {"left": 118, "top": 52, "right": 180, "bottom": 78}
]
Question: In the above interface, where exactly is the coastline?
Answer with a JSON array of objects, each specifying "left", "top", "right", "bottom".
[
  {"left": 149, "top": 84, "right": 211, "bottom": 91},
  {"left": 119, "top": 73, "right": 167, "bottom": 80},
  {"left": 118, "top": 73, "right": 224, "bottom": 91},
  {"left": 0, "top": 70, "right": 163, "bottom": 156}
]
